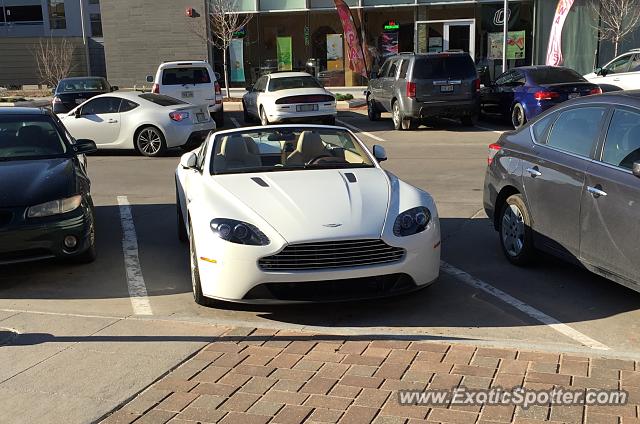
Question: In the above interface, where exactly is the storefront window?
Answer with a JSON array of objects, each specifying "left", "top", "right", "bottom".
[
  {"left": 365, "top": 8, "right": 414, "bottom": 77},
  {"left": 309, "top": 11, "right": 346, "bottom": 86},
  {"left": 260, "top": 0, "right": 305, "bottom": 11}
]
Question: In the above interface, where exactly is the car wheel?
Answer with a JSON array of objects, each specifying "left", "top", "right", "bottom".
[
  {"left": 176, "top": 186, "right": 188, "bottom": 244},
  {"left": 243, "top": 101, "right": 253, "bottom": 123},
  {"left": 367, "top": 96, "right": 380, "bottom": 121},
  {"left": 135, "top": 126, "right": 167, "bottom": 157},
  {"left": 189, "top": 223, "right": 212, "bottom": 307},
  {"left": 259, "top": 106, "right": 270, "bottom": 126},
  {"left": 499, "top": 194, "right": 535, "bottom": 266},
  {"left": 511, "top": 103, "right": 527, "bottom": 130},
  {"left": 393, "top": 101, "right": 416, "bottom": 131}
]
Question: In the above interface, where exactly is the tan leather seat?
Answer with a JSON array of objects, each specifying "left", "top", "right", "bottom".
[
  {"left": 215, "top": 135, "right": 261, "bottom": 172},
  {"left": 286, "top": 131, "right": 327, "bottom": 166}
]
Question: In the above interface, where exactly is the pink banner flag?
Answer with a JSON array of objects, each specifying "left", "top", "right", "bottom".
[
  {"left": 334, "top": 0, "right": 368, "bottom": 78},
  {"left": 546, "top": 0, "right": 575, "bottom": 66}
]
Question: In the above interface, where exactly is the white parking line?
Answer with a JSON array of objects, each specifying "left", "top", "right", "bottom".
[
  {"left": 117, "top": 196, "right": 153, "bottom": 316},
  {"left": 441, "top": 261, "right": 610, "bottom": 351},
  {"left": 475, "top": 125, "right": 506, "bottom": 135},
  {"left": 230, "top": 117, "right": 241, "bottom": 128},
  {"left": 336, "top": 119, "right": 387, "bottom": 142}
]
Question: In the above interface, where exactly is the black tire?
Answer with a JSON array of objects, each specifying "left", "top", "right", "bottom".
[
  {"left": 392, "top": 101, "right": 417, "bottom": 131},
  {"left": 461, "top": 115, "right": 477, "bottom": 127},
  {"left": 135, "top": 126, "right": 167, "bottom": 157},
  {"left": 367, "top": 96, "right": 381, "bottom": 121},
  {"left": 189, "top": 224, "right": 213, "bottom": 307},
  {"left": 498, "top": 194, "right": 536, "bottom": 266},
  {"left": 243, "top": 101, "right": 253, "bottom": 123},
  {"left": 259, "top": 106, "right": 270, "bottom": 126},
  {"left": 176, "top": 185, "right": 188, "bottom": 244},
  {"left": 511, "top": 103, "right": 527, "bottom": 130},
  {"left": 214, "top": 108, "right": 225, "bottom": 128}
]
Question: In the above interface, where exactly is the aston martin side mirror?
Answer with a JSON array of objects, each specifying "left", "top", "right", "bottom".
[
  {"left": 180, "top": 152, "right": 198, "bottom": 169},
  {"left": 373, "top": 145, "right": 387, "bottom": 162}
]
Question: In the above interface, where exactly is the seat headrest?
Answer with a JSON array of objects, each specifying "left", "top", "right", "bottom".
[
  {"left": 297, "top": 131, "right": 326, "bottom": 158},
  {"left": 16, "top": 125, "right": 45, "bottom": 142},
  {"left": 244, "top": 137, "right": 260, "bottom": 155},
  {"left": 221, "top": 135, "right": 250, "bottom": 161}
]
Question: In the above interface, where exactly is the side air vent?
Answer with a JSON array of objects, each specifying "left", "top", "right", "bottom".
[
  {"left": 251, "top": 177, "right": 269, "bottom": 187},
  {"left": 344, "top": 173, "right": 357, "bottom": 183}
]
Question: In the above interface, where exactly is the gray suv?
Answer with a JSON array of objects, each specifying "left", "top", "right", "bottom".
[{"left": 365, "top": 52, "right": 480, "bottom": 130}]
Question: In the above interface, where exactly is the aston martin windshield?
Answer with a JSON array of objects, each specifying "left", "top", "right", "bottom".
[
  {"left": 211, "top": 127, "right": 375, "bottom": 174},
  {"left": 0, "top": 116, "right": 68, "bottom": 160}
]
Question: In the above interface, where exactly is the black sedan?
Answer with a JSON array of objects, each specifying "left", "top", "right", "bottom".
[
  {"left": 484, "top": 91, "right": 640, "bottom": 292},
  {"left": 0, "top": 108, "right": 98, "bottom": 264},
  {"left": 52, "top": 77, "right": 118, "bottom": 114}
]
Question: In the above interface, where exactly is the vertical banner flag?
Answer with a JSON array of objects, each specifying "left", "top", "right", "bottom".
[
  {"left": 334, "top": 0, "right": 368, "bottom": 78},
  {"left": 546, "top": 0, "right": 575, "bottom": 66},
  {"left": 229, "top": 38, "right": 245, "bottom": 82},
  {"left": 277, "top": 36, "right": 292, "bottom": 71}
]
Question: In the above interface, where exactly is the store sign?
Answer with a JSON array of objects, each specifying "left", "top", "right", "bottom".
[
  {"left": 229, "top": 38, "right": 245, "bottom": 82},
  {"left": 277, "top": 36, "right": 292, "bottom": 71},
  {"left": 334, "top": 0, "right": 368, "bottom": 79},
  {"left": 232, "top": 28, "right": 246, "bottom": 39},
  {"left": 546, "top": 0, "right": 575, "bottom": 66},
  {"left": 482, "top": 4, "right": 520, "bottom": 31},
  {"left": 384, "top": 20, "right": 399, "bottom": 31},
  {"left": 327, "top": 34, "right": 344, "bottom": 70},
  {"left": 488, "top": 31, "right": 526, "bottom": 60}
]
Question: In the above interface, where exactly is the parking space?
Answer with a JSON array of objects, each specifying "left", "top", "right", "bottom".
[{"left": 2, "top": 109, "right": 639, "bottom": 362}]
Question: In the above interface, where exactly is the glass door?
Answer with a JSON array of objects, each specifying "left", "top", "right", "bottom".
[{"left": 416, "top": 19, "right": 475, "bottom": 60}]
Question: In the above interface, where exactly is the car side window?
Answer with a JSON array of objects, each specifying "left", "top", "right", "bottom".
[
  {"left": 601, "top": 108, "right": 640, "bottom": 170},
  {"left": 546, "top": 107, "right": 606, "bottom": 157},
  {"left": 513, "top": 71, "right": 526, "bottom": 85},
  {"left": 378, "top": 60, "right": 391, "bottom": 79},
  {"left": 119, "top": 100, "right": 139, "bottom": 113},
  {"left": 399, "top": 60, "right": 409, "bottom": 79},
  {"left": 629, "top": 54, "right": 640, "bottom": 73},
  {"left": 531, "top": 112, "right": 558, "bottom": 144},
  {"left": 81, "top": 97, "right": 122, "bottom": 115},
  {"left": 253, "top": 77, "right": 267, "bottom": 92},
  {"left": 495, "top": 71, "right": 512, "bottom": 86},
  {"left": 605, "top": 54, "right": 632, "bottom": 74},
  {"left": 387, "top": 60, "right": 399, "bottom": 78}
]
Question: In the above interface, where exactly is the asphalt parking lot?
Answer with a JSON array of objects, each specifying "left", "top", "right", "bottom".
[{"left": 2, "top": 109, "right": 640, "bottom": 423}]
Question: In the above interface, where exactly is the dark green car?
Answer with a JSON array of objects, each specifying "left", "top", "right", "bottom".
[{"left": 0, "top": 108, "right": 98, "bottom": 265}]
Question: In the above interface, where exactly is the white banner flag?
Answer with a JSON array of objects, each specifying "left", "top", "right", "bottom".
[{"left": 546, "top": 0, "right": 575, "bottom": 66}]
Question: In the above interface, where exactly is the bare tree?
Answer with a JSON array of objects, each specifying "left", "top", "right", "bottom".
[
  {"left": 590, "top": 0, "right": 640, "bottom": 57},
  {"left": 189, "top": 0, "right": 253, "bottom": 98},
  {"left": 34, "top": 37, "right": 76, "bottom": 88}
]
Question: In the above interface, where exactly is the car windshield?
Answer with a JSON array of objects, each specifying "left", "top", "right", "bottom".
[
  {"left": 0, "top": 115, "right": 68, "bottom": 160},
  {"left": 139, "top": 93, "right": 188, "bottom": 106},
  {"left": 162, "top": 67, "right": 211, "bottom": 85},
  {"left": 57, "top": 78, "right": 108, "bottom": 92},
  {"left": 268, "top": 76, "right": 322, "bottom": 92},
  {"left": 528, "top": 68, "right": 587, "bottom": 84},
  {"left": 413, "top": 55, "right": 476, "bottom": 79},
  {"left": 210, "top": 127, "right": 375, "bottom": 175}
]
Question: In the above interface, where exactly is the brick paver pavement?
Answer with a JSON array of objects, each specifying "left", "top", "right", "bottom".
[{"left": 100, "top": 328, "right": 640, "bottom": 424}]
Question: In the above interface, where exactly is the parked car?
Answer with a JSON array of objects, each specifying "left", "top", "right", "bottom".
[
  {"left": 585, "top": 49, "right": 640, "bottom": 91},
  {"left": 484, "top": 91, "right": 640, "bottom": 292},
  {"left": 242, "top": 72, "right": 337, "bottom": 126},
  {"left": 146, "top": 61, "right": 224, "bottom": 127},
  {"left": 175, "top": 125, "right": 441, "bottom": 304},
  {"left": 0, "top": 107, "right": 98, "bottom": 265},
  {"left": 365, "top": 52, "right": 480, "bottom": 130},
  {"left": 52, "top": 76, "right": 117, "bottom": 114},
  {"left": 60, "top": 92, "right": 215, "bottom": 157},
  {"left": 480, "top": 66, "right": 602, "bottom": 129}
]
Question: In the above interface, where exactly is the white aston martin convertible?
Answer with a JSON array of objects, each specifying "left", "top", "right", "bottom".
[{"left": 175, "top": 125, "right": 441, "bottom": 304}]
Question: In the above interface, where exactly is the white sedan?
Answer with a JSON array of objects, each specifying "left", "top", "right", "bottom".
[
  {"left": 176, "top": 125, "right": 441, "bottom": 304},
  {"left": 60, "top": 91, "right": 216, "bottom": 157},
  {"left": 242, "top": 72, "right": 337, "bottom": 126}
]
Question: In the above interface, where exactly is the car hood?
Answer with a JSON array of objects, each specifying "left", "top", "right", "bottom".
[
  {"left": 0, "top": 158, "right": 76, "bottom": 208},
  {"left": 212, "top": 168, "right": 390, "bottom": 243}
]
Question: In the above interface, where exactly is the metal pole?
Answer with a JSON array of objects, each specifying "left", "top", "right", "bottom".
[
  {"left": 79, "top": 0, "right": 91, "bottom": 75},
  {"left": 502, "top": 0, "right": 508, "bottom": 72}
]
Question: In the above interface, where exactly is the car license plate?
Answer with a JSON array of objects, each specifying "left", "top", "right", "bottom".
[
  {"left": 296, "top": 104, "right": 318, "bottom": 112},
  {"left": 75, "top": 98, "right": 85, "bottom": 104},
  {"left": 440, "top": 85, "right": 454, "bottom": 93},
  {"left": 568, "top": 93, "right": 580, "bottom": 99},
  {"left": 182, "top": 91, "right": 194, "bottom": 98},
  {"left": 196, "top": 112, "right": 206, "bottom": 122}
]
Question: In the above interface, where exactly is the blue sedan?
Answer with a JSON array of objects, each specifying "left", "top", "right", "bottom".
[{"left": 480, "top": 66, "right": 602, "bottom": 129}]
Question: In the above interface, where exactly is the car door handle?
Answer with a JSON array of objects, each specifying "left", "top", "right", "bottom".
[
  {"left": 526, "top": 167, "right": 542, "bottom": 177},
  {"left": 107, "top": 119, "right": 118, "bottom": 123},
  {"left": 587, "top": 186, "right": 608, "bottom": 197}
]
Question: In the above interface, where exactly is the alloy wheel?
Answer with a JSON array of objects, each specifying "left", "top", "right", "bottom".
[
  {"left": 512, "top": 105, "right": 525, "bottom": 129},
  {"left": 501, "top": 204, "right": 525, "bottom": 257},
  {"left": 260, "top": 108, "right": 269, "bottom": 126},
  {"left": 393, "top": 103, "right": 401, "bottom": 128},
  {"left": 138, "top": 128, "right": 162, "bottom": 156},
  {"left": 189, "top": 227, "right": 198, "bottom": 298}
]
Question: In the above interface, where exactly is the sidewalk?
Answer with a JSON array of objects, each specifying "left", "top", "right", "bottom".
[{"left": 101, "top": 327, "right": 640, "bottom": 424}]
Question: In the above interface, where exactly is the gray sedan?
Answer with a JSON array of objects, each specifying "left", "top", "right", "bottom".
[{"left": 484, "top": 91, "right": 640, "bottom": 292}]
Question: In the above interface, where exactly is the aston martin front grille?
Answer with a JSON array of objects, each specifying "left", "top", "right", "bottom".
[{"left": 258, "top": 239, "right": 406, "bottom": 271}]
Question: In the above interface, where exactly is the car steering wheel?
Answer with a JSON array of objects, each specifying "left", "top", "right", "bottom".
[{"left": 306, "top": 154, "right": 333, "bottom": 165}]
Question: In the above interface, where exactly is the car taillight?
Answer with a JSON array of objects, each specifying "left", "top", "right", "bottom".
[
  {"left": 214, "top": 82, "right": 222, "bottom": 104},
  {"left": 488, "top": 143, "right": 501, "bottom": 166},
  {"left": 589, "top": 87, "right": 603, "bottom": 95},
  {"left": 406, "top": 81, "right": 416, "bottom": 98},
  {"left": 152, "top": 83, "right": 159, "bottom": 94},
  {"left": 169, "top": 111, "right": 190, "bottom": 122},
  {"left": 52, "top": 96, "right": 61, "bottom": 104},
  {"left": 474, "top": 78, "right": 481, "bottom": 92},
  {"left": 534, "top": 91, "right": 560, "bottom": 101}
]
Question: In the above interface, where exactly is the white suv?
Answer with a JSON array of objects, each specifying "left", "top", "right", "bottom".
[
  {"left": 147, "top": 61, "right": 224, "bottom": 127},
  {"left": 584, "top": 50, "right": 640, "bottom": 91}
]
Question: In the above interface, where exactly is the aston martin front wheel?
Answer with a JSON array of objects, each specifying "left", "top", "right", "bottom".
[{"left": 189, "top": 224, "right": 212, "bottom": 306}]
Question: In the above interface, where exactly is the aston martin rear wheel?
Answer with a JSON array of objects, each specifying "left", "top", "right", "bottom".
[{"left": 189, "top": 224, "right": 212, "bottom": 307}]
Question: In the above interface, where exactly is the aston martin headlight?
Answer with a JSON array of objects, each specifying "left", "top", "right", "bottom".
[
  {"left": 210, "top": 218, "right": 270, "bottom": 246},
  {"left": 393, "top": 206, "right": 431, "bottom": 237},
  {"left": 27, "top": 195, "right": 82, "bottom": 218}
]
